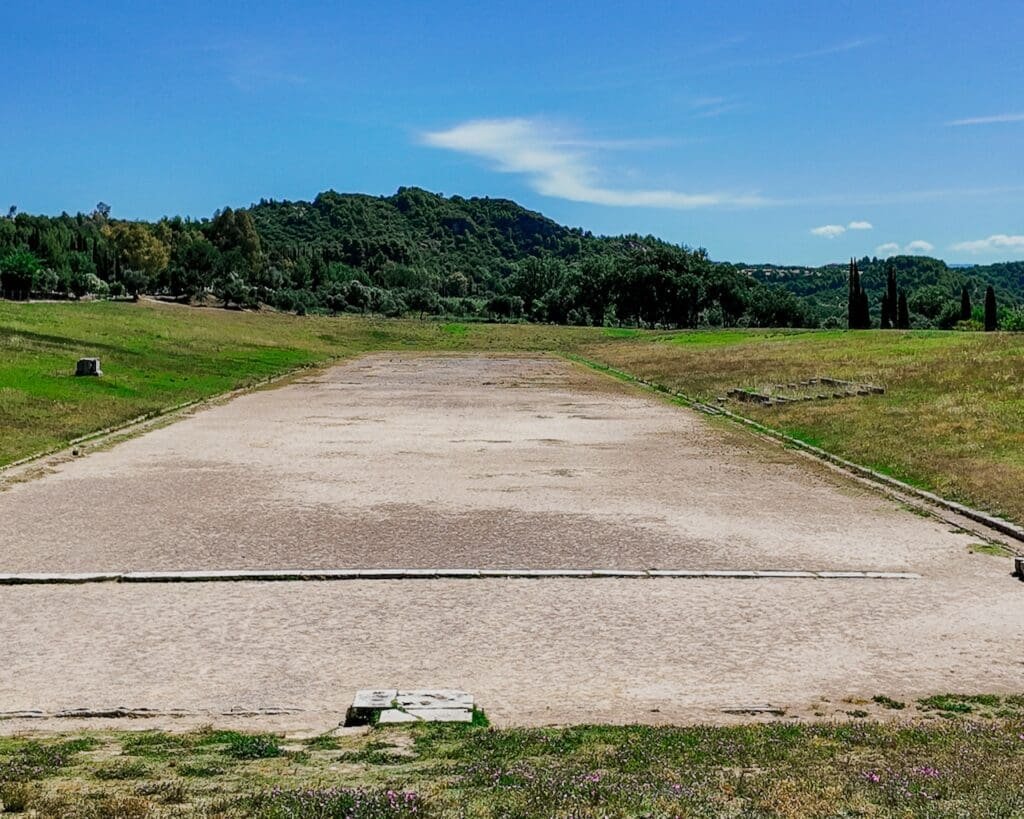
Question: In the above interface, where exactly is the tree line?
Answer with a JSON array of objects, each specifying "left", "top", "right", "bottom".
[
  {"left": 1, "top": 188, "right": 1020, "bottom": 330},
  {"left": 847, "top": 259, "right": 1001, "bottom": 330},
  {"left": 0, "top": 190, "right": 809, "bottom": 328}
]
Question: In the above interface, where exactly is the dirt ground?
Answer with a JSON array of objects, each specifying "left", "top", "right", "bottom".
[
  {"left": 0, "top": 354, "right": 1021, "bottom": 730},
  {"left": 0, "top": 354, "right": 993, "bottom": 573}
]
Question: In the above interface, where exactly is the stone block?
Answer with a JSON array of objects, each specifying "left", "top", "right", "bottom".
[
  {"left": 1015, "top": 556, "right": 1024, "bottom": 579},
  {"left": 75, "top": 357, "right": 102, "bottom": 377}
]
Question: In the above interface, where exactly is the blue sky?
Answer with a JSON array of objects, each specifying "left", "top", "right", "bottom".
[{"left": 2, "top": 0, "right": 1022, "bottom": 264}]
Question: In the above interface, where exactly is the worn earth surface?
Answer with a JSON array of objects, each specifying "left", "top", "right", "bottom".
[{"left": 0, "top": 355, "right": 1020, "bottom": 730}]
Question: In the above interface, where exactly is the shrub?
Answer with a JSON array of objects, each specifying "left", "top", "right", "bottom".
[
  {"left": 219, "top": 732, "right": 282, "bottom": 760},
  {"left": 94, "top": 760, "right": 152, "bottom": 780}
]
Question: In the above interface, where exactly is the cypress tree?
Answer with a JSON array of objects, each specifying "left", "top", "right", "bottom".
[
  {"left": 886, "top": 264, "right": 899, "bottom": 328},
  {"left": 880, "top": 293, "right": 892, "bottom": 329},
  {"left": 960, "top": 286, "right": 972, "bottom": 321},
  {"left": 984, "top": 286, "right": 998, "bottom": 331},
  {"left": 846, "top": 258, "right": 871, "bottom": 329},
  {"left": 897, "top": 289, "right": 910, "bottom": 329},
  {"left": 847, "top": 258, "right": 858, "bottom": 329},
  {"left": 858, "top": 287, "right": 871, "bottom": 329}
]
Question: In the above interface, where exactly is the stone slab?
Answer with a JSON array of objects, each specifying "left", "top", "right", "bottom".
[
  {"left": 404, "top": 707, "right": 473, "bottom": 723},
  {"left": 394, "top": 690, "right": 473, "bottom": 710},
  {"left": 377, "top": 707, "right": 473, "bottom": 724},
  {"left": 376, "top": 709, "right": 420, "bottom": 724},
  {"left": 352, "top": 689, "right": 397, "bottom": 710}
]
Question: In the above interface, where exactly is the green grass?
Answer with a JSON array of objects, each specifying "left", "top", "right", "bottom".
[
  {"left": 968, "top": 542, "right": 1016, "bottom": 557},
  {"left": 2, "top": 713, "right": 1024, "bottom": 817}
]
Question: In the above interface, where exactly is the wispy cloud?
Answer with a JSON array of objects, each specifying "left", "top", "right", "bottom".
[
  {"left": 811, "top": 220, "right": 873, "bottom": 238},
  {"left": 713, "top": 37, "right": 878, "bottom": 71},
  {"left": 876, "top": 240, "right": 934, "bottom": 257},
  {"left": 690, "top": 96, "right": 741, "bottom": 119},
  {"left": 785, "top": 37, "right": 878, "bottom": 62},
  {"left": 947, "top": 112, "right": 1024, "bottom": 127},
  {"left": 420, "top": 118, "right": 769, "bottom": 209},
  {"left": 951, "top": 234, "right": 1024, "bottom": 254},
  {"left": 203, "top": 41, "right": 307, "bottom": 92}
]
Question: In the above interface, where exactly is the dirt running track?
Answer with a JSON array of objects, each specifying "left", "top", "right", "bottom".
[{"left": 0, "top": 355, "right": 1021, "bottom": 729}]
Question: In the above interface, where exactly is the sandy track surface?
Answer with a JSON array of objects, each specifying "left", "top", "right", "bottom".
[
  {"left": 1, "top": 354, "right": 1021, "bottom": 729},
  {"left": 0, "top": 354, "right": 987, "bottom": 573},
  {"left": 1, "top": 574, "right": 1021, "bottom": 729}
]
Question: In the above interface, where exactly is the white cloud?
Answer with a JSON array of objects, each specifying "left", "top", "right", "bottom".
[
  {"left": 811, "top": 224, "right": 846, "bottom": 238},
  {"left": 875, "top": 241, "right": 934, "bottom": 257},
  {"left": 420, "top": 118, "right": 769, "bottom": 209},
  {"left": 951, "top": 234, "right": 1024, "bottom": 254},
  {"left": 905, "top": 240, "right": 934, "bottom": 253},
  {"left": 947, "top": 112, "right": 1024, "bottom": 127},
  {"left": 810, "top": 220, "right": 871, "bottom": 238}
]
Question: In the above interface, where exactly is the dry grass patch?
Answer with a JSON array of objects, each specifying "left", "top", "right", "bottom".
[{"left": 585, "top": 328, "right": 1024, "bottom": 523}]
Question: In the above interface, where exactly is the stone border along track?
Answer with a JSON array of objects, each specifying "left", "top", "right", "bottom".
[
  {"left": 564, "top": 354, "right": 1024, "bottom": 557},
  {"left": 0, "top": 569, "right": 922, "bottom": 586}
]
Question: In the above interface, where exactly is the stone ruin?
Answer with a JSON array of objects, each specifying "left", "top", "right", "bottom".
[
  {"left": 346, "top": 689, "right": 475, "bottom": 725},
  {"left": 75, "top": 358, "right": 102, "bottom": 377},
  {"left": 721, "top": 377, "right": 884, "bottom": 407}
]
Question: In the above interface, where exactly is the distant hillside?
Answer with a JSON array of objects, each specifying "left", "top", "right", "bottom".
[{"left": 1, "top": 187, "right": 1022, "bottom": 329}]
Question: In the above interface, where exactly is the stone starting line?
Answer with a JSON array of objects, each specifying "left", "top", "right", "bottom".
[{"left": 0, "top": 568, "right": 922, "bottom": 585}]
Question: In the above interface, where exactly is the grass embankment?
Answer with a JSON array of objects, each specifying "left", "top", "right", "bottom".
[
  {"left": 2, "top": 302, "right": 1023, "bottom": 525},
  {"left": 586, "top": 328, "right": 1024, "bottom": 524},
  {"left": 2, "top": 699, "right": 1023, "bottom": 817},
  {"left": 0, "top": 301, "right": 599, "bottom": 466}
]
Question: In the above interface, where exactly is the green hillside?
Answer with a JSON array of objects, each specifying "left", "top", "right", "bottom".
[{"left": 1, "top": 189, "right": 1022, "bottom": 329}]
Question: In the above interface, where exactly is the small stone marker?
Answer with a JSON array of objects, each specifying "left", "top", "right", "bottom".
[
  {"left": 1014, "top": 555, "right": 1024, "bottom": 579},
  {"left": 75, "top": 358, "right": 102, "bottom": 377},
  {"left": 348, "top": 688, "right": 474, "bottom": 726}
]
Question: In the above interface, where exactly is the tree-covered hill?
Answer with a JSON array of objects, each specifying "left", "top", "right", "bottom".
[{"left": 1, "top": 188, "right": 1022, "bottom": 329}]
